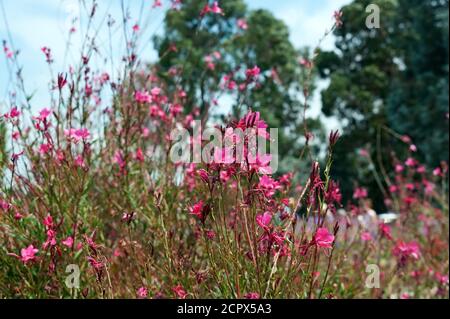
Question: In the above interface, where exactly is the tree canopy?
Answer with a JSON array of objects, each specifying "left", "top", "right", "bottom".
[{"left": 317, "top": 0, "right": 449, "bottom": 211}]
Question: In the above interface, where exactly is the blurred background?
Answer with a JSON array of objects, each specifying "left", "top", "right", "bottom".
[{"left": 1, "top": 0, "right": 448, "bottom": 213}]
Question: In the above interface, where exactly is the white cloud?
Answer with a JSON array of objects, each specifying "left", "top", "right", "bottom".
[{"left": 274, "top": 0, "right": 351, "bottom": 50}]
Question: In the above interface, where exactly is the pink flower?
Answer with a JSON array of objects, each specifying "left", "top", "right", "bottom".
[
  {"left": 237, "top": 19, "right": 248, "bottom": 30},
  {"left": 170, "top": 104, "right": 183, "bottom": 117},
  {"left": 353, "top": 187, "right": 368, "bottom": 200},
  {"left": 379, "top": 223, "right": 393, "bottom": 240},
  {"left": 405, "top": 157, "right": 417, "bottom": 167},
  {"left": 314, "top": 228, "right": 335, "bottom": 249},
  {"left": 211, "top": 2, "right": 224, "bottom": 15},
  {"left": 400, "top": 293, "right": 410, "bottom": 299},
  {"left": 43, "top": 229, "right": 57, "bottom": 249},
  {"left": 43, "top": 214, "right": 54, "bottom": 229},
  {"left": 132, "top": 24, "right": 140, "bottom": 32},
  {"left": 0, "top": 199, "right": 12, "bottom": 211},
  {"left": 142, "top": 127, "right": 150, "bottom": 137},
  {"left": 244, "top": 292, "right": 260, "bottom": 299},
  {"left": 299, "top": 57, "right": 313, "bottom": 69},
  {"left": 189, "top": 201, "right": 205, "bottom": 221},
  {"left": 87, "top": 256, "right": 104, "bottom": 270},
  {"left": 62, "top": 236, "right": 74, "bottom": 248},
  {"left": 435, "top": 273, "right": 449, "bottom": 285},
  {"left": 39, "top": 143, "right": 53, "bottom": 155},
  {"left": 416, "top": 165, "right": 426, "bottom": 174},
  {"left": 389, "top": 185, "right": 399, "bottom": 193},
  {"left": 64, "top": 128, "right": 90, "bottom": 143},
  {"left": 74, "top": 155, "right": 86, "bottom": 168},
  {"left": 135, "top": 148, "right": 145, "bottom": 162},
  {"left": 151, "top": 87, "right": 161, "bottom": 96},
  {"left": 333, "top": 10, "right": 343, "bottom": 27},
  {"left": 256, "top": 212, "right": 272, "bottom": 231},
  {"left": 41, "top": 46, "right": 52, "bottom": 63},
  {"left": 55, "top": 149, "right": 65, "bottom": 164},
  {"left": 3, "top": 44, "right": 14, "bottom": 58},
  {"left": 135, "top": 90, "right": 152, "bottom": 104},
  {"left": 220, "top": 170, "right": 230, "bottom": 183},
  {"left": 424, "top": 181, "right": 435, "bottom": 195},
  {"left": 172, "top": 284, "right": 188, "bottom": 299},
  {"left": 433, "top": 167, "right": 443, "bottom": 177},
  {"left": 401, "top": 135, "right": 412, "bottom": 144},
  {"left": 361, "top": 232, "right": 373, "bottom": 242},
  {"left": 137, "top": 287, "right": 148, "bottom": 298},
  {"left": 152, "top": 0, "right": 162, "bottom": 8},
  {"left": 3, "top": 106, "right": 20, "bottom": 119},
  {"left": 11, "top": 150, "right": 24, "bottom": 162},
  {"left": 114, "top": 150, "right": 126, "bottom": 169},
  {"left": 205, "top": 230, "right": 216, "bottom": 240},
  {"left": 395, "top": 164, "right": 404, "bottom": 173},
  {"left": 258, "top": 175, "right": 281, "bottom": 198},
  {"left": 200, "top": 1, "right": 224, "bottom": 17},
  {"left": 245, "top": 66, "right": 260, "bottom": 80},
  {"left": 247, "top": 153, "right": 272, "bottom": 174},
  {"left": 204, "top": 55, "right": 216, "bottom": 70},
  {"left": 20, "top": 245, "right": 39, "bottom": 263},
  {"left": 35, "top": 108, "right": 52, "bottom": 121},
  {"left": 197, "top": 169, "right": 209, "bottom": 183},
  {"left": 393, "top": 241, "right": 421, "bottom": 261},
  {"left": 359, "top": 149, "right": 370, "bottom": 158},
  {"left": 14, "top": 211, "right": 23, "bottom": 220},
  {"left": 57, "top": 73, "right": 67, "bottom": 90}
]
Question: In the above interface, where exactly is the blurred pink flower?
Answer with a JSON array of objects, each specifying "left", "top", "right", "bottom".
[
  {"left": 135, "top": 90, "right": 152, "bottom": 104},
  {"left": 65, "top": 128, "right": 90, "bottom": 143},
  {"left": 137, "top": 287, "right": 148, "bottom": 298},
  {"left": 172, "top": 284, "right": 187, "bottom": 299},
  {"left": 379, "top": 223, "right": 393, "bottom": 240},
  {"left": 20, "top": 245, "right": 39, "bottom": 263},
  {"left": 245, "top": 66, "right": 261, "bottom": 80},
  {"left": 393, "top": 241, "right": 421, "bottom": 261},
  {"left": 256, "top": 212, "right": 272, "bottom": 231},
  {"left": 189, "top": 201, "right": 204, "bottom": 220},
  {"left": 244, "top": 292, "right": 260, "bottom": 299},
  {"left": 152, "top": 0, "right": 162, "bottom": 8},
  {"left": 333, "top": 10, "right": 343, "bottom": 27},
  {"left": 361, "top": 232, "right": 373, "bottom": 242},
  {"left": 62, "top": 236, "right": 74, "bottom": 248},
  {"left": 405, "top": 157, "right": 417, "bottom": 167},
  {"left": 353, "top": 187, "right": 368, "bottom": 200},
  {"left": 237, "top": 19, "right": 248, "bottom": 30},
  {"left": 314, "top": 228, "right": 335, "bottom": 249}
]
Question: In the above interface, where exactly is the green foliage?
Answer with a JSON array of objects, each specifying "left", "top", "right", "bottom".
[
  {"left": 318, "top": 0, "right": 449, "bottom": 211},
  {"left": 386, "top": 0, "right": 449, "bottom": 166}
]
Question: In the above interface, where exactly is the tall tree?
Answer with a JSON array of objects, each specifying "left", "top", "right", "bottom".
[
  {"left": 317, "top": 0, "right": 449, "bottom": 211},
  {"left": 386, "top": 0, "right": 449, "bottom": 166}
]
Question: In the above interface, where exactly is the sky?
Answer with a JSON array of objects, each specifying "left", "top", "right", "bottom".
[{"left": 0, "top": 0, "right": 351, "bottom": 123}]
